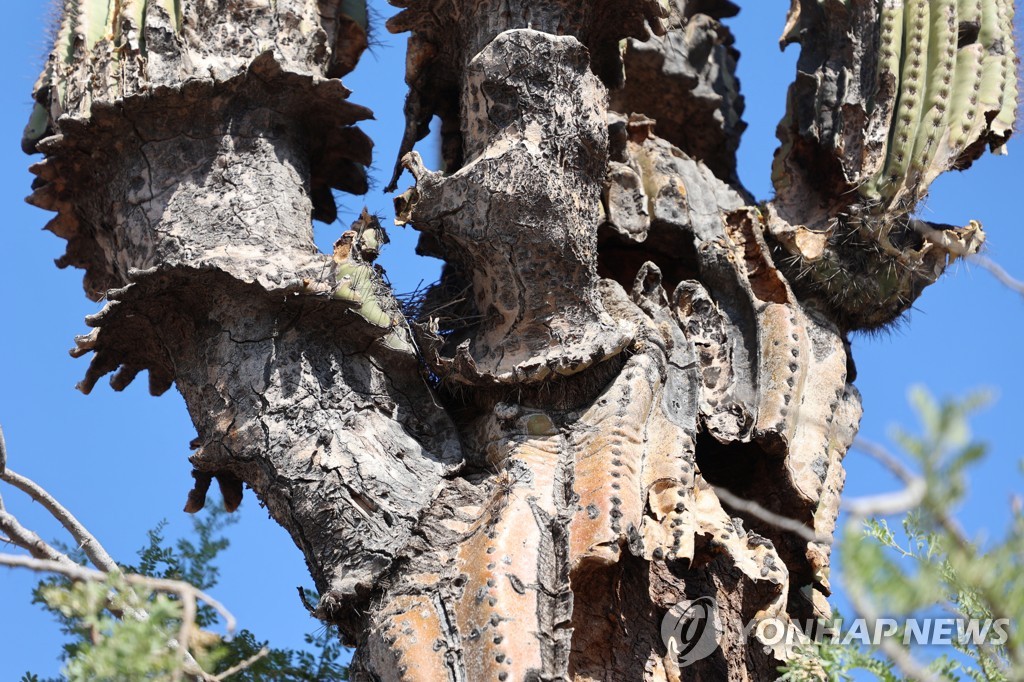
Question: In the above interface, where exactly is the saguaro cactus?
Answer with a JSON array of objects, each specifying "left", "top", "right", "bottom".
[{"left": 23, "top": 0, "right": 1016, "bottom": 678}]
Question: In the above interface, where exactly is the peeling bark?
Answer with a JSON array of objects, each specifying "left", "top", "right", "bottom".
[{"left": 25, "top": 0, "right": 1016, "bottom": 679}]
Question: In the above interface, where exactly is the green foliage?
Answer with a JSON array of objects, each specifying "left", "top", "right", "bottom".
[
  {"left": 42, "top": 577, "right": 183, "bottom": 681},
  {"left": 780, "top": 387, "right": 1022, "bottom": 680},
  {"left": 779, "top": 618, "right": 902, "bottom": 682},
  {"left": 26, "top": 501, "right": 350, "bottom": 681}
]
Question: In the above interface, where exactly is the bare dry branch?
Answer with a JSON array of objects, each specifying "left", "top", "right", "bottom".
[
  {"left": 0, "top": 554, "right": 237, "bottom": 634},
  {"left": 837, "top": 437, "right": 942, "bottom": 681},
  {"left": 969, "top": 254, "right": 1024, "bottom": 299},
  {"left": 1, "top": 467, "right": 117, "bottom": 572},
  {"left": 842, "top": 438, "right": 926, "bottom": 517},
  {"left": 843, "top": 566, "right": 945, "bottom": 682},
  {"left": 211, "top": 647, "right": 270, "bottom": 681},
  {"left": 0, "top": 422, "right": 7, "bottom": 475},
  {"left": 712, "top": 485, "right": 832, "bottom": 545},
  {"left": 0, "top": 510, "right": 74, "bottom": 564}
]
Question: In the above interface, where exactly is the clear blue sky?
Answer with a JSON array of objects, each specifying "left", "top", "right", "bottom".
[{"left": 0, "top": 2, "right": 1020, "bottom": 678}]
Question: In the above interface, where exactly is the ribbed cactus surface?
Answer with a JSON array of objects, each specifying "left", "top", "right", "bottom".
[{"left": 863, "top": 0, "right": 1016, "bottom": 209}]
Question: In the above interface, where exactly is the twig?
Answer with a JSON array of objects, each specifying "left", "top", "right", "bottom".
[
  {"left": 0, "top": 553, "right": 237, "bottom": 633},
  {"left": 968, "top": 254, "right": 1024, "bottom": 299},
  {"left": 211, "top": 648, "right": 270, "bottom": 681},
  {"left": 711, "top": 485, "right": 832, "bottom": 545},
  {"left": 0, "top": 430, "right": 261, "bottom": 681},
  {"left": 842, "top": 552, "right": 945, "bottom": 682},
  {"left": 0, "top": 509, "right": 73, "bottom": 564},
  {"left": 1, "top": 467, "right": 117, "bottom": 572},
  {"left": 0, "top": 422, "right": 7, "bottom": 475},
  {"left": 842, "top": 438, "right": 926, "bottom": 517},
  {"left": 837, "top": 437, "right": 943, "bottom": 681}
]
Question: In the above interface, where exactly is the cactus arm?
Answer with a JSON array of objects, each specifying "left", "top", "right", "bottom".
[
  {"left": 76, "top": 0, "right": 114, "bottom": 51},
  {"left": 946, "top": 36, "right": 985, "bottom": 154},
  {"left": 976, "top": 0, "right": 1006, "bottom": 117},
  {"left": 22, "top": 104, "right": 50, "bottom": 155},
  {"left": 112, "top": 0, "right": 145, "bottom": 47},
  {"left": 862, "top": 0, "right": 905, "bottom": 201},
  {"left": 908, "top": 0, "right": 956, "bottom": 191},
  {"left": 989, "top": 0, "right": 1017, "bottom": 145},
  {"left": 154, "top": 0, "right": 183, "bottom": 33},
  {"left": 766, "top": 0, "right": 1016, "bottom": 330},
  {"left": 879, "top": 0, "right": 930, "bottom": 205}
]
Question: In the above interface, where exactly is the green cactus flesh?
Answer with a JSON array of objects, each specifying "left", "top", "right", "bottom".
[
  {"left": 881, "top": 0, "right": 930, "bottom": 204},
  {"left": 861, "top": 0, "right": 1017, "bottom": 209},
  {"left": 990, "top": 0, "right": 1016, "bottom": 142},
  {"left": 332, "top": 261, "right": 393, "bottom": 329},
  {"left": 909, "top": 0, "right": 956, "bottom": 190},
  {"left": 79, "top": 0, "right": 113, "bottom": 51}
]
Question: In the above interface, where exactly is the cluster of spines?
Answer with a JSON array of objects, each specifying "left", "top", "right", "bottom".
[{"left": 862, "top": 0, "right": 1017, "bottom": 208}]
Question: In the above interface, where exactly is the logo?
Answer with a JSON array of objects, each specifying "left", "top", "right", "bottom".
[{"left": 660, "top": 596, "right": 720, "bottom": 667}]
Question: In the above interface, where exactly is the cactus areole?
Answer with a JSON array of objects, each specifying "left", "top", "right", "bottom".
[{"left": 23, "top": 0, "right": 1016, "bottom": 679}]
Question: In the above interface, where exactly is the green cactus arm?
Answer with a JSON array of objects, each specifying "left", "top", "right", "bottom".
[
  {"left": 332, "top": 261, "right": 373, "bottom": 305},
  {"left": 946, "top": 42, "right": 985, "bottom": 152},
  {"left": 989, "top": 0, "right": 1017, "bottom": 144},
  {"left": 155, "top": 0, "right": 183, "bottom": 32},
  {"left": 975, "top": 0, "right": 1007, "bottom": 115},
  {"left": 909, "top": 0, "right": 956, "bottom": 190},
  {"left": 879, "top": 0, "right": 930, "bottom": 204},
  {"left": 861, "top": 0, "right": 904, "bottom": 200},
  {"left": 957, "top": 0, "right": 982, "bottom": 25},
  {"left": 354, "top": 298, "right": 393, "bottom": 329},
  {"left": 766, "top": 0, "right": 1015, "bottom": 330},
  {"left": 76, "top": 0, "right": 114, "bottom": 51}
]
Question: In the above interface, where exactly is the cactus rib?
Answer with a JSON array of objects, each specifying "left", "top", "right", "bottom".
[
  {"left": 910, "top": 0, "right": 956, "bottom": 190},
  {"left": 881, "top": 0, "right": 930, "bottom": 204}
]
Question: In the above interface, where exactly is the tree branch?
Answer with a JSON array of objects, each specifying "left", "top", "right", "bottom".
[
  {"left": 840, "top": 437, "right": 944, "bottom": 682},
  {"left": 0, "top": 509, "right": 73, "bottom": 564},
  {"left": 0, "top": 466, "right": 117, "bottom": 572},
  {"left": 0, "top": 554, "right": 237, "bottom": 634},
  {"left": 711, "top": 485, "right": 831, "bottom": 545},
  {"left": 842, "top": 438, "right": 926, "bottom": 518},
  {"left": 0, "top": 422, "right": 7, "bottom": 475}
]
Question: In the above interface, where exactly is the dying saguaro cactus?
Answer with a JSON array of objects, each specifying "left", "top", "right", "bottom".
[
  {"left": 24, "top": 0, "right": 1018, "bottom": 680},
  {"left": 24, "top": 0, "right": 464, "bottom": 625}
]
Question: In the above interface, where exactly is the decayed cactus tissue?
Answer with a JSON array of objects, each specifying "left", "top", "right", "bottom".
[{"left": 19, "top": 0, "right": 1017, "bottom": 679}]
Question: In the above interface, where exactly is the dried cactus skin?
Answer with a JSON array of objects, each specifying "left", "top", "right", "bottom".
[
  {"left": 610, "top": 0, "right": 748, "bottom": 189},
  {"left": 26, "top": 0, "right": 376, "bottom": 302},
  {"left": 355, "top": 0, "right": 869, "bottom": 662},
  {"left": 767, "top": 0, "right": 1016, "bottom": 331},
  {"left": 24, "top": 1, "right": 1015, "bottom": 679},
  {"left": 23, "top": 0, "right": 469, "bottom": 629}
]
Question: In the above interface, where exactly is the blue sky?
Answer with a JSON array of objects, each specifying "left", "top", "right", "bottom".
[{"left": 0, "top": 1, "right": 1020, "bottom": 678}]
